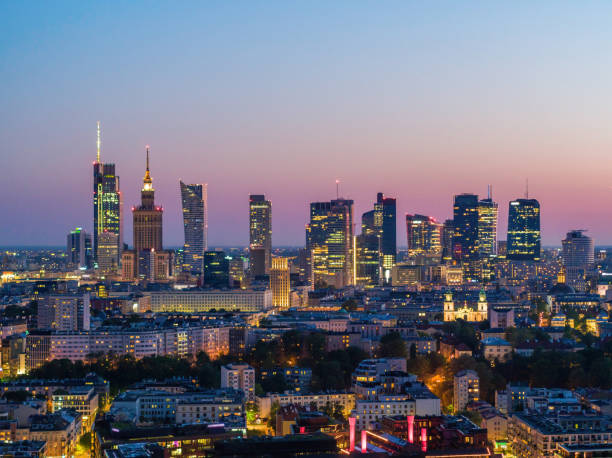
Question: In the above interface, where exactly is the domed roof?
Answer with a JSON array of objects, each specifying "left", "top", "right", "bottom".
[{"left": 548, "top": 282, "right": 575, "bottom": 295}]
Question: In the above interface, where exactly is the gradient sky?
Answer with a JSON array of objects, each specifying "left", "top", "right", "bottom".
[{"left": 2, "top": 1, "right": 612, "bottom": 247}]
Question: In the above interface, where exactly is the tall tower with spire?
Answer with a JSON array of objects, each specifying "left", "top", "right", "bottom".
[
  {"left": 132, "top": 146, "right": 163, "bottom": 253},
  {"left": 92, "top": 122, "right": 122, "bottom": 268}
]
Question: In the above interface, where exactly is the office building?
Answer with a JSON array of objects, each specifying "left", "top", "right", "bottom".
[
  {"left": 453, "top": 194, "right": 480, "bottom": 280},
  {"left": 376, "top": 193, "right": 397, "bottom": 281},
  {"left": 507, "top": 198, "right": 541, "bottom": 261},
  {"left": 441, "top": 219, "right": 454, "bottom": 261},
  {"left": 92, "top": 122, "right": 122, "bottom": 265},
  {"left": 406, "top": 215, "right": 442, "bottom": 257},
  {"left": 204, "top": 250, "right": 229, "bottom": 288},
  {"left": 306, "top": 198, "right": 354, "bottom": 288},
  {"left": 66, "top": 227, "right": 92, "bottom": 269},
  {"left": 454, "top": 370, "right": 480, "bottom": 412},
  {"left": 221, "top": 364, "right": 255, "bottom": 402},
  {"left": 562, "top": 230, "right": 594, "bottom": 291},
  {"left": 249, "top": 195, "right": 272, "bottom": 276},
  {"left": 97, "top": 232, "right": 119, "bottom": 274},
  {"left": 477, "top": 190, "right": 498, "bottom": 257},
  {"left": 270, "top": 257, "right": 290, "bottom": 308},
  {"left": 356, "top": 209, "right": 381, "bottom": 286},
  {"left": 180, "top": 181, "right": 207, "bottom": 275}
]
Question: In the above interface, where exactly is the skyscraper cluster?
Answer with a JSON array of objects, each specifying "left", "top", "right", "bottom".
[{"left": 71, "top": 124, "right": 554, "bottom": 290}]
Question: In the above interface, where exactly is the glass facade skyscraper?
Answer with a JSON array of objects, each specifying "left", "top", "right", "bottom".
[
  {"left": 507, "top": 198, "right": 541, "bottom": 261},
  {"left": 92, "top": 123, "right": 122, "bottom": 266},
  {"left": 249, "top": 195, "right": 272, "bottom": 276},
  {"left": 306, "top": 198, "right": 354, "bottom": 288},
  {"left": 356, "top": 210, "right": 381, "bottom": 286},
  {"left": 375, "top": 193, "right": 396, "bottom": 282},
  {"left": 406, "top": 214, "right": 442, "bottom": 257},
  {"left": 477, "top": 197, "right": 498, "bottom": 257},
  {"left": 180, "top": 181, "right": 207, "bottom": 275}
]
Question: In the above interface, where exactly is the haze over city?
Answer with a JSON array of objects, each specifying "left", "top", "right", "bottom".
[{"left": 2, "top": 1, "right": 612, "bottom": 246}]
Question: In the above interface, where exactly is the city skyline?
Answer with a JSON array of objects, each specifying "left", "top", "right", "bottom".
[{"left": 3, "top": 2, "right": 612, "bottom": 246}]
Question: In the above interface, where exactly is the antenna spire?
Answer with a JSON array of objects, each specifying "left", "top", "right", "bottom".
[
  {"left": 525, "top": 178, "right": 529, "bottom": 199},
  {"left": 96, "top": 121, "right": 101, "bottom": 163},
  {"left": 336, "top": 179, "right": 340, "bottom": 199},
  {"left": 146, "top": 145, "right": 150, "bottom": 172}
]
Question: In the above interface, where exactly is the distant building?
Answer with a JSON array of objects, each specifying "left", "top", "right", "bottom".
[
  {"left": 477, "top": 191, "right": 498, "bottom": 257},
  {"left": 453, "top": 194, "right": 480, "bottom": 280},
  {"left": 147, "top": 289, "right": 272, "bottom": 313},
  {"left": 454, "top": 370, "right": 479, "bottom": 412},
  {"left": 126, "top": 147, "right": 171, "bottom": 281},
  {"left": 37, "top": 294, "right": 90, "bottom": 332},
  {"left": 97, "top": 231, "right": 119, "bottom": 274},
  {"left": 66, "top": 227, "right": 92, "bottom": 269},
  {"left": 204, "top": 250, "right": 230, "bottom": 287},
  {"left": 249, "top": 195, "right": 272, "bottom": 276},
  {"left": 406, "top": 214, "right": 442, "bottom": 257},
  {"left": 270, "top": 257, "right": 290, "bottom": 309},
  {"left": 92, "top": 122, "right": 122, "bottom": 265},
  {"left": 306, "top": 199, "right": 354, "bottom": 288},
  {"left": 180, "top": 181, "right": 207, "bottom": 275},
  {"left": 507, "top": 198, "right": 541, "bottom": 261},
  {"left": 562, "top": 230, "right": 594, "bottom": 291},
  {"left": 221, "top": 364, "right": 255, "bottom": 402}
]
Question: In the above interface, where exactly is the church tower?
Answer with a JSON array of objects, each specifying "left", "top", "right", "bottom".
[
  {"left": 477, "top": 288, "right": 488, "bottom": 321},
  {"left": 444, "top": 290, "right": 455, "bottom": 321}
]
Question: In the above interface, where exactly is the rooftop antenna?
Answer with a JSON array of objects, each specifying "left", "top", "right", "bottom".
[
  {"left": 487, "top": 184, "right": 491, "bottom": 200},
  {"left": 96, "top": 121, "right": 101, "bottom": 163},
  {"left": 336, "top": 179, "right": 340, "bottom": 199},
  {"left": 525, "top": 178, "right": 529, "bottom": 199}
]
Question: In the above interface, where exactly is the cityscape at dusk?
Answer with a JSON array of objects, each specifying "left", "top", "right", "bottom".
[{"left": 3, "top": 2, "right": 612, "bottom": 458}]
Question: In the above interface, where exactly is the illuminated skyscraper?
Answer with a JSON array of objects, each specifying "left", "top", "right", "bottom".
[
  {"left": 133, "top": 147, "right": 163, "bottom": 253},
  {"left": 249, "top": 195, "right": 272, "bottom": 276},
  {"left": 270, "top": 257, "right": 290, "bottom": 308},
  {"left": 97, "top": 232, "right": 119, "bottom": 274},
  {"left": 124, "top": 147, "right": 171, "bottom": 281},
  {"left": 477, "top": 190, "right": 498, "bottom": 257},
  {"left": 562, "top": 230, "right": 594, "bottom": 291},
  {"left": 507, "top": 198, "right": 541, "bottom": 261},
  {"left": 441, "top": 219, "right": 454, "bottom": 262},
  {"left": 405, "top": 215, "right": 442, "bottom": 257},
  {"left": 180, "top": 181, "right": 207, "bottom": 275},
  {"left": 92, "top": 122, "right": 122, "bottom": 266},
  {"left": 453, "top": 194, "right": 480, "bottom": 280},
  {"left": 306, "top": 198, "right": 354, "bottom": 288},
  {"left": 376, "top": 193, "right": 397, "bottom": 281},
  {"left": 356, "top": 210, "right": 380, "bottom": 286}
]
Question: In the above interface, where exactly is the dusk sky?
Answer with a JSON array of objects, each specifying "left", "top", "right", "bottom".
[{"left": 2, "top": 1, "right": 612, "bottom": 247}]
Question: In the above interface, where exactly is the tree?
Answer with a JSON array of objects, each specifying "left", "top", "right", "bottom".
[{"left": 378, "top": 331, "right": 407, "bottom": 358}]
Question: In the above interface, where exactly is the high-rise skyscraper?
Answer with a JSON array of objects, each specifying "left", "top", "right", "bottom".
[
  {"left": 66, "top": 227, "right": 92, "bottom": 269},
  {"left": 507, "top": 198, "right": 541, "bottom": 261},
  {"left": 376, "top": 193, "right": 397, "bottom": 281},
  {"left": 180, "top": 181, "right": 207, "bottom": 275},
  {"left": 249, "top": 195, "right": 272, "bottom": 276},
  {"left": 441, "top": 219, "right": 455, "bottom": 262},
  {"left": 477, "top": 188, "right": 498, "bottom": 257},
  {"left": 356, "top": 210, "right": 381, "bottom": 286},
  {"left": 92, "top": 122, "right": 122, "bottom": 266},
  {"left": 133, "top": 147, "right": 163, "bottom": 253},
  {"left": 453, "top": 194, "right": 480, "bottom": 280},
  {"left": 123, "top": 147, "right": 171, "bottom": 281},
  {"left": 562, "top": 230, "right": 594, "bottom": 291},
  {"left": 306, "top": 198, "right": 354, "bottom": 288},
  {"left": 406, "top": 215, "right": 442, "bottom": 257},
  {"left": 270, "top": 257, "right": 290, "bottom": 308},
  {"left": 97, "top": 232, "right": 119, "bottom": 274}
]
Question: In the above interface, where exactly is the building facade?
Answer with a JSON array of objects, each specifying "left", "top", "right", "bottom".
[{"left": 180, "top": 181, "right": 207, "bottom": 275}]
